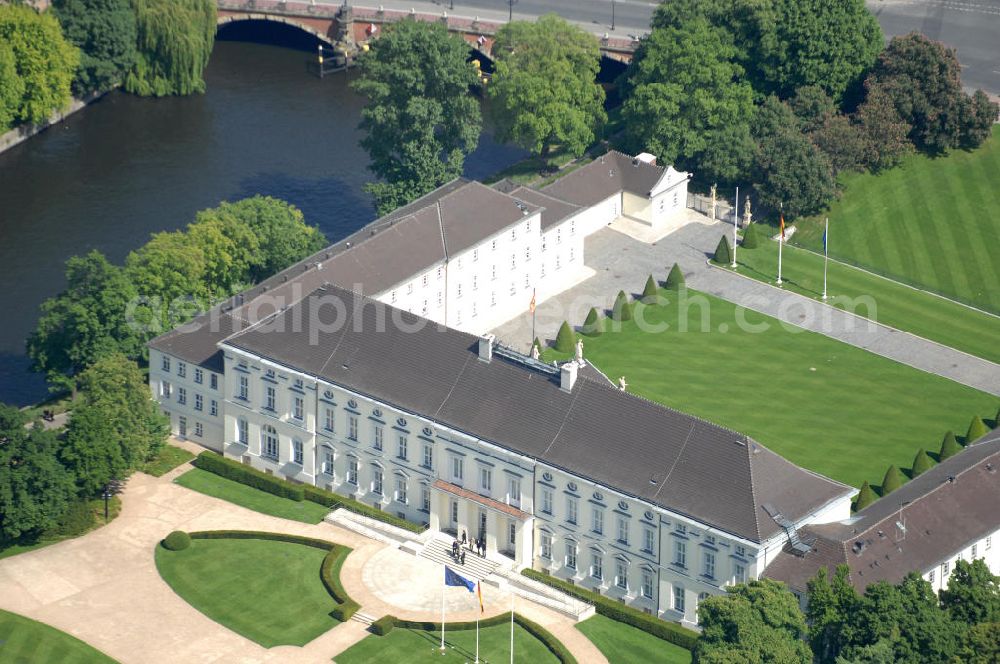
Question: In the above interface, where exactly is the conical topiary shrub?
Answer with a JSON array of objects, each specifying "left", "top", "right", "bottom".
[
  {"left": 713, "top": 235, "right": 732, "bottom": 265},
  {"left": 612, "top": 290, "right": 633, "bottom": 322},
  {"left": 741, "top": 222, "right": 760, "bottom": 249},
  {"left": 994, "top": 405, "right": 1000, "bottom": 429},
  {"left": 854, "top": 481, "right": 876, "bottom": 511},
  {"left": 911, "top": 449, "right": 934, "bottom": 477},
  {"left": 581, "top": 307, "right": 604, "bottom": 336},
  {"left": 881, "top": 465, "right": 903, "bottom": 496},
  {"left": 642, "top": 275, "right": 658, "bottom": 302},
  {"left": 665, "top": 263, "right": 685, "bottom": 290},
  {"left": 554, "top": 321, "right": 575, "bottom": 354},
  {"left": 966, "top": 415, "right": 989, "bottom": 443},
  {"left": 939, "top": 431, "right": 962, "bottom": 461}
]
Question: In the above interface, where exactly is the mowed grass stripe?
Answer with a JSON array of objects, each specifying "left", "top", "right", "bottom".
[
  {"left": 793, "top": 127, "right": 1000, "bottom": 312},
  {"left": 545, "top": 290, "right": 997, "bottom": 489},
  {"left": 0, "top": 609, "right": 118, "bottom": 664}
]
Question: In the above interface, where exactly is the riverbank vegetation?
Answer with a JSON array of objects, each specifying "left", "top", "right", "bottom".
[
  {"left": 353, "top": 20, "right": 481, "bottom": 215},
  {"left": 124, "top": 0, "right": 216, "bottom": 97},
  {"left": 27, "top": 196, "right": 324, "bottom": 392},
  {"left": 53, "top": 0, "right": 137, "bottom": 96},
  {"left": 0, "top": 4, "right": 79, "bottom": 131}
]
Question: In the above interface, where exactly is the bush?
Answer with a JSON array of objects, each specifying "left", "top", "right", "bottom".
[
  {"left": 939, "top": 431, "right": 962, "bottom": 461},
  {"left": 370, "top": 615, "right": 396, "bottom": 636},
  {"left": 163, "top": 530, "right": 191, "bottom": 551},
  {"left": 741, "top": 223, "right": 760, "bottom": 249},
  {"left": 713, "top": 235, "right": 732, "bottom": 265},
  {"left": 664, "top": 263, "right": 685, "bottom": 290},
  {"left": 521, "top": 569, "right": 698, "bottom": 651},
  {"left": 994, "top": 406, "right": 1000, "bottom": 429},
  {"left": 302, "top": 485, "right": 426, "bottom": 534},
  {"left": 642, "top": 275, "right": 658, "bottom": 302},
  {"left": 612, "top": 290, "right": 632, "bottom": 322},
  {"left": 911, "top": 449, "right": 934, "bottom": 477},
  {"left": 581, "top": 307, "right": 604, "bottom": 336},
  {"left": 853, "top": 481, "right": 877, "bottom": 511},
  {"left": 54, "top": 500, "right": 96, "bottom": 537},
  {"left": 966, "top": 416, "right": 990, "bottom": 444},
  {"left": 193, "top": 451, "right": 304, "bottom": 501},
  {"left": 554, "top": 321, "right": 576, "bottom": 354},
  {"left": 881, "top": 465, "right": 903, "bottom": 495}
]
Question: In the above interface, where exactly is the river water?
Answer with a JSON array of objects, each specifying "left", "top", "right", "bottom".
[{"left": 0, "top": 28, "right": 525, "bottom": 406}]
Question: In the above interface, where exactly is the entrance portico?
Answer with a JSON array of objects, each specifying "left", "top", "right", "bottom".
[{"left": 429, "top": 479, "right": 534, "bottom": 569}]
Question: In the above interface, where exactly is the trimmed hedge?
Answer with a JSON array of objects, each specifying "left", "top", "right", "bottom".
[
  {"left": 187, "top": 530, "right": 359, "bottom": 619},
  {"left": 742, "top": 222, "right": 760, "bottom": 249},
  {"left": 966, "top": 416, "right": 990, "bottom": 443},
  {"left": 302, "top": 485, "right": 426, "bottom": 534},
  {"left": 713, "top": 235, "right": 732, "bottom": 265},
  {"left": 664, "top": 263, "right": 685, "bottom": 290},
  {"left": 163, "top": 530, "right": 191, "bottom": 551},
  {"left": 521, "top": 569, "right": 698, "bottom": 651},
  {"left": 853, "top": 481, "right": 876, "bottom": 511},
  {"left": 939, "top": 430, "right": 962, "bottom": 461},
  {"left": 554, "top": 321, "right": 576, "bottom": 354},
  {"left": 370, "top": 612, "right": 577, "bottom": 664},
  {"left": 881, "top": 465, "right": 903, "bottom": 495},
  {"left": 581, "top": 307, "right": 604, "bottom": 336},
  {"left": 193, "top": 451, "right": 304, "bottom": 501},
  {"left": 612, "top": 290, "right": 633, "bottom": 322}
]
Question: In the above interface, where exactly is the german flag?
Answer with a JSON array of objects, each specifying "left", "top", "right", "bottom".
[
  {"left": 477, "top": 581, "right": 484, "bottom": 613},
  {"left": 779, "top": 214, "right": 786, "bottom": 241}
]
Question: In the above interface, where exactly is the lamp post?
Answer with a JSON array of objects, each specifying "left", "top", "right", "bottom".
[
  {"left": 611, "top": 0, "right": 616, "bottom": 31},
  {"left": 508, "top": 0, "right": 517, "bottom": 22}
]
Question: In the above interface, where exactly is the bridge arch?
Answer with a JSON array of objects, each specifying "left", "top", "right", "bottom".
[{"left": 216, "top": 13, "right": 336, "bottom": 48}]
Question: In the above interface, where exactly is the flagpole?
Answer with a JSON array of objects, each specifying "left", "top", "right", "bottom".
[
  {"left": 510, "top": 591, "right": 515, "bottom": 664},
  {"left": 777, "top": 203, "right": 784, "bottom": 286},
  {"left": 531, "top": 288, "right": 536, "bottom": 349},
  {"left": 440, "top": 564, "right": 446, "bottom": 652},
  {"left": 731, "top": 186, "right": 739, "bottom": 268},
  {"left": 822, "top": 217, "right": 829, "bottom": 300},
  {"left": 476, "top": 587, "right": 481, "bottom": 664}
]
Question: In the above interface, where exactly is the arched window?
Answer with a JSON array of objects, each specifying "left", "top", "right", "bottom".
[{"left": 262, "top": 424, "right": 278, "bottom": 460}]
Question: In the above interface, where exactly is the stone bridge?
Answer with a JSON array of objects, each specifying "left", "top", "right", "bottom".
[{"left": 216, "top": 0, "right": 639, "bottom": 63}]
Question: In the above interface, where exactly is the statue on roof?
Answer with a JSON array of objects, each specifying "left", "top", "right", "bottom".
[
  {"left": 575, "top": 338, "right": 584, "bottom": 363},
  {"left": 618, "top": 376, "right": 628, "bottom": 391},
  {"left": 531, "top": 343, "right": 540, "bottom": 360}
]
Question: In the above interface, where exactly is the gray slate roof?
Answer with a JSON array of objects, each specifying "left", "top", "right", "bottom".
[
  {"left": 506, "top": 186, "right": 581, "bottom": 230},
  {"left": 222, "top": 284, "right": 851, "bottom": 543},
  {"left": 765, "top": 429, "right": 1000, "bottom": 592},
  {"left": 541, "top": 150, "right": 666, "bottom": 207}
]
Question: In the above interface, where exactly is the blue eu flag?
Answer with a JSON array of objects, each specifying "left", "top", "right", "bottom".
[{"left": 444, "top": 565, "right": 475, "bottom": 593}]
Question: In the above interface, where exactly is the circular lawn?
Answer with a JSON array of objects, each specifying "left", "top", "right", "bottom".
[{"left": 155, "top": 535, "right": 340, "bottom": 648}]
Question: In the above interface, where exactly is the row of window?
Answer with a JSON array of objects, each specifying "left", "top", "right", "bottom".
[
  {"left": 930, "top": 535, "right": 993, "bottom": 584},
  {"left": 176, "top": 415, "right": 204, "bottom": 439},
  {"left": 160, "top": 382, "right": 219, "bottom": 417},
  {"left": 160, "top": 356, "right": 218, "bottom": 390},
  {"left": 539, "top": 489, "right": 652, "bottom": 553}
]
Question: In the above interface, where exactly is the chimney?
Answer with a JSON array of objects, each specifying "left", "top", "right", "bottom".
[
  {"left": 560, "top": 361, "right": 578, "bottom": 392},
  {"left": 478, "top": 333, "right": 495, "bottom": 362}
]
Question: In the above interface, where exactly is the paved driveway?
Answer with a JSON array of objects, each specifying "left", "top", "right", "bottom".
[{"left": 0, "top": 462, "right": 605, "bottom": 663}]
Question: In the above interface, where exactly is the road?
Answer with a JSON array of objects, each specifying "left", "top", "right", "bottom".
[{"left": 867, "top": 0, "right": 1000, "bottom": 96}]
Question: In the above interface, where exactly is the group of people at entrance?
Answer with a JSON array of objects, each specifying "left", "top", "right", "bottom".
[{"left": 451, "top": 530, "right": 486, "bottom": 566}]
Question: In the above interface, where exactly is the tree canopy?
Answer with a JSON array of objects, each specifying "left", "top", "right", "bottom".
[
  {"left": 696, "top": 579, "right": 812, "bottom": 663},
  {"left": 0, "top": 4, "right": 79, "bottom": 128},
  {"left": 353, "top": 20, "right": 481, "bottom": 215},
  {"left": 0, "top": 406, "right": 77, "bottom": 541},
  {"left": 124, "top": 0, "right": 215, "bottom": 97},
  {"left": 622, "top": 17, "right": 755, "bottom": 185},
  {"left": 940, "top": 559, "right": 1000, "bottom": 625},
  {"left": 488, "top": 15, "right": 606, "bottom": 159},
  {"left": 27, "top": 251, "right": 142, "bottom": 394},
  {"left": 53, "top": 0, "right": 137, "bottom": 95}
]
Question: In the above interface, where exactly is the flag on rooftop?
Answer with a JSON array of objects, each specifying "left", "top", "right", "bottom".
[
  {"left": 445, "top": 566, "right": 475, "bottom": 593},
  {"left": 529, "top": 289, "right": 536, "bottom": 314}
]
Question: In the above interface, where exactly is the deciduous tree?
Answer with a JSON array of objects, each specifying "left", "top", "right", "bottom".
[
  {"left": 354, "top": 20, "right": 481, "bottom": 215},
  {"left": 53, "top": 0, "right": 137, "bottom": 94},
  {"left": 953, "top": 622, "right": 1000, "bottom": 664},
  {"left": 27, "top": 251, "right": 142, "bottom": 395},
  {"left": 489, "top": 15, "right": 606, "bottom": 159},
  {"left": 0, "top": 44, "right": 25, "bottom": 131},
  {"left": 940, "top": 559, "right": 1000, "bottom": 625},
  {"left": 696, "top": 579, "right": 812, "bottom": 663},
  {"left": 0, "top": 4, "right": 79, "bottom": 125},
  {"left": 124, "top": 0, "right": 215, "bottom": 97},
  {"left": 854, "top": 82, "right": 914, "bottom": 172},
  {"left": 622, "top": 17, "right": 755, "bottom": 185},
  {"left": 807, "top": 565, "right": 861, "bottom": 663},
  {"left": 0, "top": 406, "right": 77, "bottom": 541}
]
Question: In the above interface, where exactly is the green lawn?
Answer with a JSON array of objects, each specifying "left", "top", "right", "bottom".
[
  {"left": 576, "top": 615, "right": 691, "bottom": 664},
  {"left": 142, "top": 445, "right": 195, "bottom": 477},
  {"left": 0, "top": 609, "right": 117, "bottom": 663},
  {"left": 546, "top": 290, "right": 997, "bottom": 489},
  {"left": 791, "top": 126, "right": 1000, "bottom": 314},
  {"left": 173, "top": 468, "right": 330, "bottom": 523},
  {"left": 724, "top": 235, "right": 1000, "bottom": 364},
  {"left": 335, "top": 623, "right": 561, "bottom": 664},
  {"left": 155, "top": 537, "right": 339, "bottom": 647}
]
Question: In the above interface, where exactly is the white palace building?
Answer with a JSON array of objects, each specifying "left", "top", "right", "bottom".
[{"left": 149, "top": 151, "right": 860, "bottom": 626}]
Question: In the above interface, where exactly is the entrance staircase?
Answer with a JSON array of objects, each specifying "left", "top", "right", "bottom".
[{"left": 419, "top": 536, "right": 501, "bottom": 581}]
